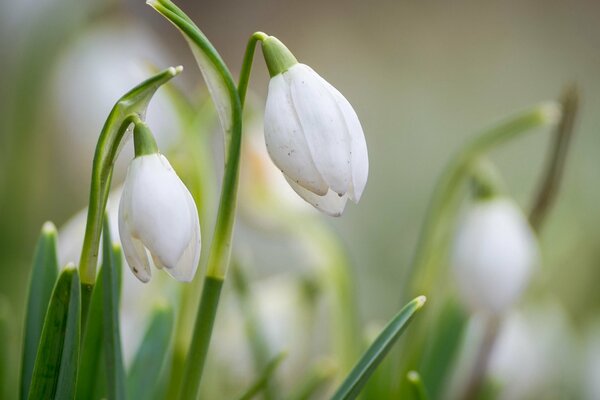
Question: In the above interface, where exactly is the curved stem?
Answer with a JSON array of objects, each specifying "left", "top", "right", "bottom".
[{"left": 238, "top": 32, "right": 268, "bottom": 109}]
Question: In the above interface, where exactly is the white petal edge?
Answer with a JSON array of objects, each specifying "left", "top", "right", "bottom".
[
  {"left": 320, "top": 76, "right": 368, "bottom": 202},
  {"left": 284, "top": 175, "right": 348, "bottom": 217},
  {"left": 163, "top": 193, "right": 201, "bottom": 282},
  {"left": 118, "top": 209, "right": 152, "bottom": 283}
]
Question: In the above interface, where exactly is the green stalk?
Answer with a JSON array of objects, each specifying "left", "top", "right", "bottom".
[
  {"left": 148, "top": 2, "right": 250, "bottom": 398},
  {"left": 238, "top": 31, "right": 268, "bottom": 108},
  {"left": 177, "top": 276, "right": 223, "bottom": 400}
]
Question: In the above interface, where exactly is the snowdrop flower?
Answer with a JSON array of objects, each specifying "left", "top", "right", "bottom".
[
  {"left": 451, "top": 197, "right": 538, "bottom": 314},
  {"left": 119, "top": 122, "right": 200, "bottom": 283},
  {"left": 260, "top": 35, "right": 368, "bottom": 216}
]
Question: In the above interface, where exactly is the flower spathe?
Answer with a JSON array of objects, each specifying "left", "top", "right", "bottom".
[
  {"left": 263, "top": 63, "right": 369, "bottom": 216},
  {"left": 119, "top": 153, "right": 200, "bottom": 283},
  {"left": 451, "top": 198, "right": 538, "bottom": 314}
]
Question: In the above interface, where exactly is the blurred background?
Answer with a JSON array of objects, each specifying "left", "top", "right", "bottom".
[{"left": 1, "top": 0, "right": 599, "bottom": 398}]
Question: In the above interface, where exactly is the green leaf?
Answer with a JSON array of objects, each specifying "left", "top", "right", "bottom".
[
  {"left": 331, "top": 296, "right": 427, "bottom": 400},
  {"left": 102, "top": 218, "right": 125, "bottom": 400},
  {"left": 148, "top": 0, "right": 236, "bottom": 147},
  {"left": 127, "top": 303, "right": 175, "bottom": 400},
  {"left": 77, "top": 233, "right": 124, "bottom": 400},
  {"left": 27, "top": 266, "right": 81, "bottom": 400},
  {"left": 236, "top": 352, "right": 287, "bottom": 400},
  {"left": 20, "top": 222, "right": 60, "bottom": 399},
  {"left": 76, "top": 265, "right": 106, "bottom": 400},
  {"left": 419, "top": 300, "right": 466, "bottom": 399}
]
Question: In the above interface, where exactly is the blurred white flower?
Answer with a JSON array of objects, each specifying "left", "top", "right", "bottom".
[
  {"left": 451, "top": 198, "right": 538, "bottom": 314},
  {"left": 119, "top": 153, "right": 200, "bottom": 283},
  {"left": 264, "top": 63, "right": 368, "bottom": 216},
  {"left": 489, "top": 301, "right": 576, "bottom": 399}
]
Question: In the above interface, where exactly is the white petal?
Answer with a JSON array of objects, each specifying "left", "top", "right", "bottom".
[
  {"left": 451, "top": 199, "right": 538, "bottom": 313},
  {"left": 287, "top": 64, "right": 352, "bottom": 195},
  {"left": 320, "top": 77, "right": 368, "bottom": 202},
  {"left": 264, "top": 73, "right": 328, "bottom": 195},
  {"left": 118, "top": 190, "right": 152, "bottom": 282},
  {"left": 163, "top": 193, "right": 201, "bottom": 282},
  {"left": 284, "top": 175, "right": 348, "bottom": 217},
  {"left": 124, "top": 154, "right": 198, "bottom": 273}
]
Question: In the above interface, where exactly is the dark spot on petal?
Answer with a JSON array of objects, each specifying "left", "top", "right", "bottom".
[{"left": 133, "top": 267, "right": 138, "bottom": 273}]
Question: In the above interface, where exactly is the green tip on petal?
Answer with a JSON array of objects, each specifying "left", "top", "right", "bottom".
[{"left": 261, "top": 35, "right": 298, "bottom": 77}]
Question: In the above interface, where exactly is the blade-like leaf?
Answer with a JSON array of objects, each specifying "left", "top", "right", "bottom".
[
  {"left": 28, "top": 266, "right": 81, "bottom": 400},
  {"left": 76, "top": 264, "right": 107, "bottom": 400},
  {"left": 148, "top": 0, "right": 234, "bottom": 147},
  {"left": 20, "top": 222, "right": 60, "bottom": 399},
  {"left": 331, "top": 296, "right": 427, "bottom": 400},
  {"left": 127, "top": 303, "right": 175, "bottom": 400},
  {"left": 102, "top": 218, "right": 125, "bottom": 400}
]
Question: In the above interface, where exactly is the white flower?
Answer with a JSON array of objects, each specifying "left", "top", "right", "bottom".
[
  {"left": 263, "top": 63, "right": 369, "bottom": 216},
  {"left": 119, "top": 153, "right": 200, "bottom": 283},
  {"left": 451, "top": 198, "right": 538, "bottom": 314}
]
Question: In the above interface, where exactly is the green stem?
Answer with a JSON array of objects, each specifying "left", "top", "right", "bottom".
[
  {"left": 406, "top": 103, "right": 559, "bottom": 294},
  {"left": 238, "top": 32, "right": 268, "bottom": 109},
  {"left": 177, "top": 276, "right": 223, "bottom": 400},
  {"left": 148, "top": 1, "right": 245, "bottom": 398}
]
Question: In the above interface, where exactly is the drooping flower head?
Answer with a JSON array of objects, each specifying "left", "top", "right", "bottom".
[
  {"left": 119, "top": 121, "right": 200, "bottom": 282},
  {"left": 451, "top": 197, "right": 538, "bottom": 314},
  {"left": 260, "top": 36, "right": 369, "bottom": 216}
]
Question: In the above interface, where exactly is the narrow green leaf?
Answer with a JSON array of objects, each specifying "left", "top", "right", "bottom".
[
  {"left": 77, "top": 237, "right": 124, "bottom": 400},
  {"left": 20, "top": 222, "right": 59, "bottom": 399},
  {"left": 28, "top": 266, "right": 81, "bottom": 400},
  {"left": 419, "top": 301, "right": 466, "bottom": 399},
  {"left": 331, "top": 296, "right": 427, "bottom": 400},
  {"left": 236, "top": 352, "right": 287, "bottom": 400},
  {"left": 76, "top": 265, "right": 107, "bottom": 400},
  {"left": 102, "top": 218, "right": 125, "bottom": 400},
  {"left": 127, "top": 303, "right": 175, "bottom": 400}
]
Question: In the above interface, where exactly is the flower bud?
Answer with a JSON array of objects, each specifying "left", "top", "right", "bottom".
[
  {"left": 451, "top": 198, "right": 538, "bottom": 314},
  {"left": 119, "top": 152, "right": 200, "bottom": 283},
  {"left": 262, "top": 38, "right": 368, "bottom": 216}
]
